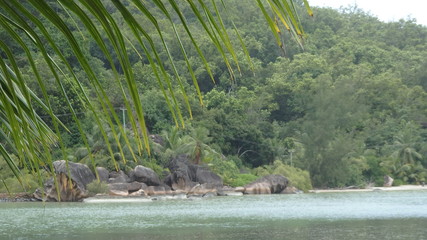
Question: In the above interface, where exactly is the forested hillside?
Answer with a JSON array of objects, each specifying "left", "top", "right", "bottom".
[{"left": 1, "top": 0, "right": 426, "bottom": 190}]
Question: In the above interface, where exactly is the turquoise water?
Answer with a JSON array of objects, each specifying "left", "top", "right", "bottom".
[{"left": 1, "top": 191, "right": 426, "bottom": 239}]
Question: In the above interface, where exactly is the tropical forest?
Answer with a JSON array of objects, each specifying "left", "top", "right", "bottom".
[{"left": 1, "top": 0, "right": 427, "bottom": 196}]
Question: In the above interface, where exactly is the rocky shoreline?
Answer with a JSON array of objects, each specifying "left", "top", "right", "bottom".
[
  {"left": 3, "top": 154, "right": 426, "bottom": 202},
  {"left": 5, "top": 155, "right": 296, "bottom": 202},
  {"left": 6, "top": 156, "right": 424, "bottom": 203},
  {"left": 3, "top": 184, "right": 426, "bottom": 203},
  {"left": 0, "top": 193, "right": 38, "bottom": 202}
]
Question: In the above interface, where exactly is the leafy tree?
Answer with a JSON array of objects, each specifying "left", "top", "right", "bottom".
[
  {"left": 298, "top": 75, "right": 369, "bottom": 187},
  {"left": 379, "top": 121, "right": 427, "bottom": 184},
  {"left": 2, "top": 0, "right": 427, "bottom": 192},
  {"left": 0, "top": 0, "right": 312, "bottom": 188},
  {"left": 179, "top": 126, "right": 216, "bottom": 165}
]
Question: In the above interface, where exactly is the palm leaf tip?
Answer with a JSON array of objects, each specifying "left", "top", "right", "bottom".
[{"left": 302, "top": 0, "right": 313, "bottom": 16}]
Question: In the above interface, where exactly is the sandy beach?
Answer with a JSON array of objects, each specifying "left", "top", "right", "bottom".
[{"left": 309, "top": 185, "right": 427, "bottom": 193}]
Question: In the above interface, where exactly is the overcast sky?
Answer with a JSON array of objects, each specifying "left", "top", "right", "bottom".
[{"left": 308, "top": 0, "right": 427, "bottom": 26}]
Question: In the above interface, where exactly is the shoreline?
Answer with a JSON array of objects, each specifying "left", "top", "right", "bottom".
[
  {"left": 308, "top": 185, "right": 427, "bottom": 193},
  {"left": 0, "top": 193, "right": 38, "bottom": 202},
  {"left": 1, "top": 185, "right": 426, "bottom": 202}
]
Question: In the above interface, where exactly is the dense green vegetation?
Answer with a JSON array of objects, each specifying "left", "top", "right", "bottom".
[{"left": 1, "top": 1, "right": 426, "bottom": 191}]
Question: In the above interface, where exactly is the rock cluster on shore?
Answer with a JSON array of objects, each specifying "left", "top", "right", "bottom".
[
  {"left": 0, "top": 193, "right": 38, "bottom": 202},
  {"left": 32, "top": 155, "right": 295, "bottom": 202}
]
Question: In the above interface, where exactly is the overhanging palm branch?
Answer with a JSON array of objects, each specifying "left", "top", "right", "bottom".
[{"left": 0, "top": 0, "right": 311, "bottom": 187}]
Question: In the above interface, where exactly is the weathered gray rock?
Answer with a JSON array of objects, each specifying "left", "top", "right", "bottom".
[
  {"left": 54, "top": 160, "right": 96, "bottom": 189},
  {"left": 131, "top": 165, "right": 161, "bottom": 186},
  {"left": 165, "top": 155, "right": 196, "bottom": 191},
  {"left": 192, "top": 165, "right": 223, "bottom": 188},
  {"left": 35, "top": 160, "right": 95, "bottom": 202},
  {"left": 384, "top": 175, "right": 394, "bottom": 187},
  {"left": 108, "top": 181, "right": 146, "bottom": 192},
  {"left": 108, "top": 170, "right": 130, "bottom": 183},
  {"left": 95, "top": 167, "right": 109, "bottom": 182},
  {"left": 244, "top": 174, "right": 289, "bottom": 194},
  {"left": 165, "top": 155, "right": 223, "bottom": 192}
]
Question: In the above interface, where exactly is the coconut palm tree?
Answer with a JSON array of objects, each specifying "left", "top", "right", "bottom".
[
  {"left": 392, "top": 128, "right": 423, "bottom": 166},
  {"left": 0, "top": 0, "right": 312, "bottom": 184},
  {"left": 179, "top": 126, "right": 218, "bottom": 165},
  {"left": 381, "top": 121, "right": 426, "bottom": 184}
]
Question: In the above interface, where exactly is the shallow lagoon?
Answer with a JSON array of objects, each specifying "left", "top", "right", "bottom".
[{"left": 1, "top": 190, "right": 426, "bottom": 240}]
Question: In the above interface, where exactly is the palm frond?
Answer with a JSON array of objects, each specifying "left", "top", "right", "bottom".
[{"left": 0, "top": 0, "right": 310, "bottom": 186}]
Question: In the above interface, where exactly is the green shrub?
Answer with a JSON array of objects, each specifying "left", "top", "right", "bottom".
[
  {"left": 83, "top": 154, "right": 117, "bottom": 172},
  {"left": 228, "top": 173, "right": 258, "bottom": 187},
  {"left": 141, "top": 159, "right": 168, "bottom": 179},
  {"left": 392, "top": 179, "right": 405, "bottom": 186},
  {"left": 365, "top": 155, "right": 388, "bottom": 186},
  {"left": 252, "top": 160, "right": 313, "bottom": 192},
  {"left": 252, "top": 166, "right": 271, "bottom": 177},
  {"left": 0, "top": 156, "right": 44, "bottom": 194},
  {"left": 86, "top": 180, "right": 109, "bottom": 196},
  {"left": 251, "top": 161, "right": 313, "bottom": 192},
  {"left": 0, "top": 173, "right": 41, "bottom": 194},
  {"left": 271, "top": 161, "right": 312, "bottom": 192},
  {"left": 208, "top": 157, "right": 239, "bottom": 186}
]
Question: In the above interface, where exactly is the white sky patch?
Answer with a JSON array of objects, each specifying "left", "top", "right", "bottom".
[{"left": 307, "top": 0, "right": 427, "bottom": 26}]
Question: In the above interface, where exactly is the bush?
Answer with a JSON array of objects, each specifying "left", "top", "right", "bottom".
[
  {"left": 365, "top": 155, "right": 388, "bottom": 186},
  {"left": 228, "top": 173, "right": 258, "bottom": 187},
  {"left": 252, "top": 161, "right": 313, "bottom": 192},
  {"left": 272, "top": 161, "right": 312, "bottom": 192},
  {"left": 252, "top": 166, "right": 271, "bottom": 177},
  {"left": 0, "top": 173, "right": 41, "bottom": 194},
  {"left": 208, "top": 157, "right": 239, "bottom": 186},
  {"left": 83, "top": 154, "right": 117, "bottom": 172},
  {"left": 86, "top": 180, "right": 109, "bottom": 196},
  {"left": 141, "top": 159, "right": 168, "bottom": 179},
  {"left": 0, "top": 156, "right": 44, "bottom": 194},
  {"left": 392, "top": 179, "right": 405, "bottom": 186}
]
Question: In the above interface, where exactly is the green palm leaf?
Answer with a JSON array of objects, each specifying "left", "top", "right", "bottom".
[{"left": 0, "top": 0, "right": 310, "bottom": 194}]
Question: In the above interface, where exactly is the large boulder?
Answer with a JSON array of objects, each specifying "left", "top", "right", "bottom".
[
  {"left": 165, "top": 155, "right": 223, "bottom": 192},
  {"left": 54, "top": 160, "right": 96, "bottom": 188},
  {"left": 383, "top": 175, "right": 394, "bottom": 187},
  {"left": 35, "top": 160, "right": 96, "bottom": 202},
  {"left": 130, "top": 165, "right": 161, "bottom": 186},
  {"left": 244, "top": 175, "right": 289, "bottom": 194},
  {"left": 108, "top": 181, "right": 146, "bottom": 192},
  {"left": 95, "top": 167, "right": 109, "bottom": 182},
  {"left": 108, "top": 181, "right": 147, "bottom": 197},
  {"left": 108, "top": 170, "right": 130, "bottom": 183},
  {"left": 190, "top": 165, "right": 223, "bottom": 188},
  {"left": 165, "top": 155, "right": 198, "bottom": 191}
]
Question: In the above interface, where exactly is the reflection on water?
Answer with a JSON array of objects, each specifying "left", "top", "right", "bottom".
[{"left": 0, "top": 191, "right": 426, "bottom": 240}]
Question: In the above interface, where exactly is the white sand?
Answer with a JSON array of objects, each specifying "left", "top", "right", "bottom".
[
  {"left": 309, "top": 185, "right": 427, "bottom": 193},
  {"left": 83, "top": 197, "right": 153, "bottom": 203}
]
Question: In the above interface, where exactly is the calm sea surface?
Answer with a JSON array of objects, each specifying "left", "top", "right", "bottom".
[{"left": 1, "top": 190, "right": 426, "bottom": 240}]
